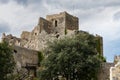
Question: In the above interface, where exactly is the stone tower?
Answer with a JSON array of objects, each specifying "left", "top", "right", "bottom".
[{"left": 37, "top": 11, "right": 79, "bottom": 35}]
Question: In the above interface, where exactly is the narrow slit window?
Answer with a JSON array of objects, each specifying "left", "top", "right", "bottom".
[
  {"left": 35, "top": 33, "right": 37, "bottom": 35},
  {"left": 55, "top": 20, "right": 57, "bottom": 27}
]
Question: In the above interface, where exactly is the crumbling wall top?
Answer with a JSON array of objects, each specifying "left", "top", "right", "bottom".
[
  {"left": 46, "top": 11, "right": 78, "bottom": 21},
  {"left": 114, "top": 55, "right": 120, "bottom": 64},
  {"left": 46, "top": 12, "right": 65, "bottom": 21},
  {"left": 21, "top": 31, "right": 30, "bottom": 40}
]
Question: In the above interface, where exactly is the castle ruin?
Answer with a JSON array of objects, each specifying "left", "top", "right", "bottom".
[
  {"left": 2, "top": 11, "right": 79, "bottom": 51},
  {"left": 1, "top": 11, "right": 108, "bottom": 79}
]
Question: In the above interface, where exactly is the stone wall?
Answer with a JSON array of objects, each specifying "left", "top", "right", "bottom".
[
  {"left": 46, "top": 12, "right": 66, "bottom": 35},
  {"left": 98, "top": 63, "right": 114, "bottom": 80},
  {"left": 39, "top": 17, "right": 52, "bottom": 34},
  {"left": 46, "top": 11, "right": 79, "bottom": 34},
  {"left": 65, "top": 12, "right": 79, "bottom": 30},
  {"left": 13, "top": 46, "right": 38, "bottom": 69}
]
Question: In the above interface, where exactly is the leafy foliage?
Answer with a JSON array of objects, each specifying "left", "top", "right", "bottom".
[
  {"left": 0, "top": 42, "right": 15, "bottom": 80},
  {"left": 38, "top": 51, "right": 44, "bottom": 66},
  {"left": 64, "top": 28, "right": 67, "bottom": 35},
  {"left": 39, "top": 31, "right": 105, "bottom": 80}
]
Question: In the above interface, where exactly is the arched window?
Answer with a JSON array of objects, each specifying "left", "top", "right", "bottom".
[{"left": 55, "top": 20, "right": 57, "bottom": 27}]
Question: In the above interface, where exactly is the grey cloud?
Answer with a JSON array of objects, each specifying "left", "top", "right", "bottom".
[
  {"left": 0, "top": 22, "right": 10, "bottom": 33},
  {"left": 77, "top": 8, "right": 104, "bottom": 21},
  {"left": 13, "top": 0, "right": 42, "bottom": 6},
  {"left": 0, "top": 0, "right": 9, "bottom": 4},
  {"left": 45, "top": 0, "right": 120, "bottom": 10},
  {"left": 113, "top": 11, "right": 120, "bottom": 21},
  {"left": 1, "top": 0, "right": 120, "bottom": 10},
  {"left": 14, "top": 0, "right": 28, "bottom": 5}
]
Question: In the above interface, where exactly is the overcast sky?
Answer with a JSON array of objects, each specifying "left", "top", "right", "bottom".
[{"left": 0, "top": 0, "right": 120, "bottom": 62}]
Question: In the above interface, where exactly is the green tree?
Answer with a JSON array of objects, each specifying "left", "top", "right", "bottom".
[
  {"left": 38, "top": 51, "right": 44, "bottom": 66},
  {"left": 64, "top": 28, "right": 67, "bottom": 35},
  {"left": 0, "top": 42, "right": 15, "bottom": 80},
  {"left": 39, "top": 31, "right": 105, "bottom": 80}
]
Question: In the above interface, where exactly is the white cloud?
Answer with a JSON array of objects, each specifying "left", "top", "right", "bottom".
[
  {"left": 0, "top": 1, "right": 41, "bottom": 37},
  {"left": 79, "top": 6, "right": 120, "bottom": 41}
]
